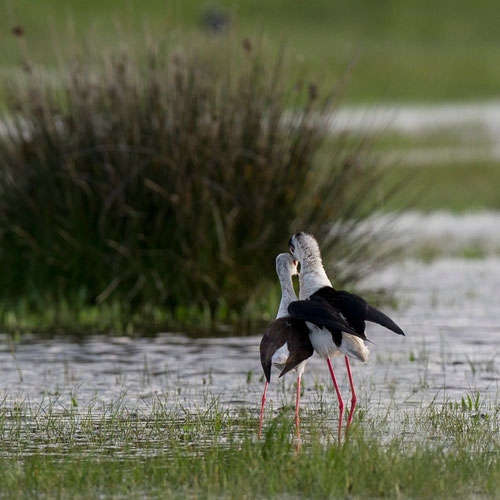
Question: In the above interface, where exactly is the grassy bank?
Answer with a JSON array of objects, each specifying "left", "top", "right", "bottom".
[
  {"left": 0, "top": 291, "right": 281, "bottom": 336},
  {"left": 0, "top": 392, "right": 498, "bottom": 498},
  {"left": 3, "top": 1, "right": 500, "bottom": 102}
]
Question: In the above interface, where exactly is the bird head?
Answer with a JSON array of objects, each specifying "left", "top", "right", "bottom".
[
  {"left": 275, "top": 253, "right": 299, "bottom": 278},
  {"left": 288, "top": 231, "right": 322, "bottom": 265}
]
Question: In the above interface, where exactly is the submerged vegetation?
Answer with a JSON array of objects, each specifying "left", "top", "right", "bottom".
[
  {"left": 0, "top": 37, "right": 397, "bottom": 331},
  {"left": 0, "top": 391, "right": 498, "bottom": 498}
]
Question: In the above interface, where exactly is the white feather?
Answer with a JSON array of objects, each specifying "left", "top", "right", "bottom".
[
  {"left": 338, "top": 334, "right": 370, "bottom": 363},
  {"left": 294, "top": 359, "right": 308, "bottom": 377},
  {"left": 275, "top": 254, "right": 298, "bottom": 319},
  {"left": 271, "top": 342, "right": 290, "bottom": 367},
  {"left": 309, "top": 324, "right": 369, "bottom": 363},
  {"left": 308, "top": 324, "right": 338, "bottom": 358}
]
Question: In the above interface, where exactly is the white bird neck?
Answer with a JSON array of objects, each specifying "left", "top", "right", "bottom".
[
  {"left": 298, "top": 259, "right": 332, "bottom": 299},
  {"left": 276, "top": 272, "right": 297, "bottom": 319}
]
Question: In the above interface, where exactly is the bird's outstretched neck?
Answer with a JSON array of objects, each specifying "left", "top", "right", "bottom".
[
  {"left": 298, "top": 259, "right": 331, "bottom": 300},
  {"left": 276, "top": 269, "right": 297, "bottom": 319}
]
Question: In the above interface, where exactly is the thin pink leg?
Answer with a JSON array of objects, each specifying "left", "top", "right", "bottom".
[
  {"left": 344, "top": 356, "right": 357, "bottom": 436},
  {"left": 295, "top": 374, "right": 302, "bottom": 440},
  {"left": 258, "top": 380, "right": 268, "bottom": 439},
  {"left": 326, "top": 357, "right": 344, "bottom": 442}
]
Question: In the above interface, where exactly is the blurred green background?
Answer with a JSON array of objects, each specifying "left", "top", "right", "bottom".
[
  {"left": 1, "top": 0, "right": 499, "bottom": 331},
  {"left": 2, "top": 0, "right": 500, "bottom": 102}
]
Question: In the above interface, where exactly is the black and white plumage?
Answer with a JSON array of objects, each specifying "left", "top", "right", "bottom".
[
  {"left": 258, "top": 253, "right": 313, "bottom": 439},
  {"left": 287, "top": 231, "right": 405, "bottom": 439},
  {"left": 260, "top": 317, "right": 312, "bottom": 383}
]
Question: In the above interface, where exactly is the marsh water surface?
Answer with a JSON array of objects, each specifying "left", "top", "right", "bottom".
[{"left": 1, "top": 213, "right": 498, "bottom": 425}]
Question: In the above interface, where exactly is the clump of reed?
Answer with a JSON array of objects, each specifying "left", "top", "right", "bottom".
[{"left": 0, "top": 36, "right": 394, "bottom": 329}]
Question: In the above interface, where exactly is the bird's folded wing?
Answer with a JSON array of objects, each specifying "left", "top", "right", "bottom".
[
  {"left": 334, "top": 290, "right": 405, "bottom": 336},
  {"left": 260, "top": 317, "right": 314, "bottom": 383},
  {"left": 312, "top": 288, "right": 365, "bottom": 333},
  {"left": 365, "top": 305, "right": 405, "bottom": 336},
  {"left": 260, "top": 320, "right": 288, "bottom": 383},
  {"left": 260, "top": 334, "right": 280, "bottom": 383},
  {"left": 287, "top": 298, "right": 365, "bottom": 339},
  {"left": 278, "top": 323, "right": 314, "bottom": 378}
]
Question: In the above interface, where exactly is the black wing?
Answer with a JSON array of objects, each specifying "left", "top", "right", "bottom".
[
  {"left": 260, "top": 321, "right": 286, "bottom": 383},
  {"left": 278, "top": 320, "right": 314, "bottom": 378},
  {"left": 312, "top": 287, "right": 405, "bottom": 336},
  {"left": 365, "top": 304, "right": 405, "bottom": 336},
  {"left": 287, "top": 297, "right": 366, "bottom": 340},
  {"left": 260, "top": 317, "right": 313, "bottom": 383}
]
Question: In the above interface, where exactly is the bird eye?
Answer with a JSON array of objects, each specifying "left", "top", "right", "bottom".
[{"left": 290, "top": 244, "right": 295, "bottom": 253}]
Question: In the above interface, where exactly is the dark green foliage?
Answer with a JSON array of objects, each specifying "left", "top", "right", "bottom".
[{"left": 0, "top": 40, "right": 392, "bottom": 327}]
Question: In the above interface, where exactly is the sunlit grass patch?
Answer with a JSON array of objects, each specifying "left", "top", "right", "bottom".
[{"left": 368, "top": 161, "right": 500, "bottom": 213}]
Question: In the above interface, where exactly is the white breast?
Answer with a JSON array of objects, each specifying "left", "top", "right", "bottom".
[
  {"left": 271, "top": 343, "right": 289, "bottom": 368},
  {"left": 307, "top": 324, "right": 370, "bottom": 363},
  {"left": 308, "top": 324, "right": 340, "bottom": 358},
  {"left": 271, "top": 342, "right": 309, "bottom": 375},
  {"left": 339, "top": 334, "right": 370, "bottom": 363}
]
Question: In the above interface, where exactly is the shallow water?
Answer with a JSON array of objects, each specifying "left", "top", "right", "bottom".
[
  {"left": 330, "top": 101, "right": 500, "bottom": 135},
  {"left": 0, "top": 213, "right": 498, "bottom": 431},
  {"left": 0, "top": 262, "right": 498, "bottom": 417}
]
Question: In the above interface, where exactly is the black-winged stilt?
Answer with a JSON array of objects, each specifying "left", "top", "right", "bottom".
[
  {"left": 258, "top": 253, "right": 313, "bottom": 440},
  {"left": 287, "top": 232, "right": 405, "bottom": 440}
]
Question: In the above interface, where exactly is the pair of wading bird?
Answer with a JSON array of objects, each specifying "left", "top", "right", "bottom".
[{"left": 259, "top": 232, "right": 405, "bottom": 441}]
